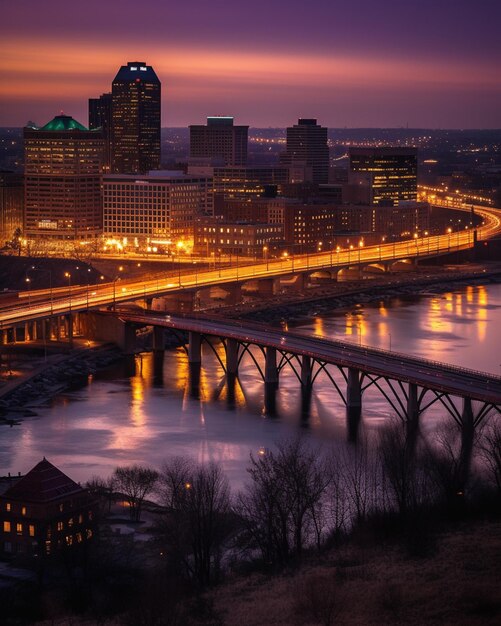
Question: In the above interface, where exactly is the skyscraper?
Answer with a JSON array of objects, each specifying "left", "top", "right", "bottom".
[
  {"left": 189, "top": 117, "right": 248, "bottom": 166},
  {"left": 24, "top": 115, "right": 103, "bottom": 240},
  {"left": 348, "top": 147, "right": 418, "bottom": 206},
  {"left": 280, "top": 118, "right": 329, "bottom": 184},
  {"left": 111, "top": 61, "right": 161, "bottom": 174},
  {"left": 89, "top": 92, "right": 112, "bottom": 172}
]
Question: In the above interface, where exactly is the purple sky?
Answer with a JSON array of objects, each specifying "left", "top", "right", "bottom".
[{"left": 1, "top": 0, "right": 500, "bottom": 128}]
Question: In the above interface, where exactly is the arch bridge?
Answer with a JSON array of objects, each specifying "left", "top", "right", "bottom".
[{"left": 107, "top": 310, "right": 501, "bottom": 446}]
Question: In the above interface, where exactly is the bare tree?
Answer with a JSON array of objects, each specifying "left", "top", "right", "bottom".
[
  {"left": 156, "top": 459, "right": 232, "bottom": 587},
  {"left": 112, "top": 465, "right": 159, "bottom": 522},
  {"left": 478, "top": 418, "right": 501, "bottom": 496},
  {"left": 85, "top": 474, "right": 115, "bottom": 515},
  {"left": 236, "top": 438, "right": 332, "bottom": 566}
]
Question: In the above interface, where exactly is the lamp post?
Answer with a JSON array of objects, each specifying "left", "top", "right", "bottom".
[
  {"left": 27, "top": 266, "right": 53, "bottom": 314},
  {"left": 447, "top": 227, "right": 452, "bottom": 251},
  {"left": 263, "top": 245, "right": 269, "bottom": 271},
  {"left": 64, "top": 272, "right": 71, "bottom": 313}
]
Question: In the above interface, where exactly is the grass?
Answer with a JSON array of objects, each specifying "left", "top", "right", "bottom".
[{"left": 211, "top": 520, "right": 501, "bottom": 625}]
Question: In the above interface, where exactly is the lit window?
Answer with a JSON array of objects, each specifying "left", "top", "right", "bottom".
[
  {"left": 29, "top": 525, "right": 35, "bottom": 537},
  {"left": 5, "top": 503, "right": 10, "bottom": 512},
  {"left": 16, "top": 523, "right": 23, "bottom": 535},
  {"left": 3, "top": 521, "right": 11, "bottom": 533},
  {"left": 57, "top": 521, "right": 64, "bottom": 531},
  {"left": 21, "top": 506, "right": 27, "bottom": 516}
]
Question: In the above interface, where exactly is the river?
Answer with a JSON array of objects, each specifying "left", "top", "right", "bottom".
[{"left": 1, "top": 282, "right": 500, "bottom": 488}]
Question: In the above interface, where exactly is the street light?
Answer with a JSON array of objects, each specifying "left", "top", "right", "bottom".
[
  {"left": 263, "top": 245, "right": 269, "bottom": 271},
  {"left": 64, "top": 272, "right": 71, "bottom": 312},
  {"left": 27, "top": 266, "right": 53, "bottom": 315}
]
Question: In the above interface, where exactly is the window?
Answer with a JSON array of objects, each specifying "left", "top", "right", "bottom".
[
  {"left": 29, "top": 525, "right": 35, "bottom": 537},
  {"left": 21, "top": 506, "right": 27, "bottom": 516},
  {"left": 16, "top": 523, "right": 22, "bottom": 535},
  {"left": 57, "top": 521, "right": 64, "bottom": 531},
  {"left": 5, "top": 503, "right": 10, "bottom": 512},
  {"left": 3, "top": 521, "right": 11, "bottom": 533}
]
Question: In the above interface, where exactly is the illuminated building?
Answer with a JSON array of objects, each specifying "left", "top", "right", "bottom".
[
  {"left": 348, "top": 147, "right": 418, "bottom": 206},
  {"left": 103, "top": 171, "right": 213, "bottom": 248},
  {"left": 24, "top": 115, "right": 103, "bottom": 240},
  {"left": 189, "top": 117, "right": 248, "bottom": 166},
  {"left": 280, "top": 119, "right": 329, "bottom": 184},
  {"left": 194, "top": 218, "right": 284, "bottom": 257},
  {"left": 0, "top": 458, "right": 96, "bottom": 560},
  {"left": 187, "top": 164, "right": 297, "bottom": 203},
  {"left": 88, "top": 92, "right": 112, "bottom": 172},
  {"left": 111, "top": 61, "right": 161, "bottom": 174},
  {"left": 0, "top": 171, "right": 23, "bottom": 244},
  {"left": 215, "top": 197, "right": 338, "bottom": 251}
]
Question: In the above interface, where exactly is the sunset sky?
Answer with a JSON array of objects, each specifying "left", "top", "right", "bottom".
[{"left": 1, "top": 0, "right": 500, "bottom": 128}]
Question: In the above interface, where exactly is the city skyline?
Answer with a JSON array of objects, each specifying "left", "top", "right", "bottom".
[{"left": 1, "top": 0, "right": 501, "bottom": 129}]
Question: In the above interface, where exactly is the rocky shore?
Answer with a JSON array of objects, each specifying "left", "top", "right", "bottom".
[
  {"left": 222, "top": 264, "right": 501, "bottom": 325},
  {"left": 0, "top": 344, "right": 123, "bottom": 423}
]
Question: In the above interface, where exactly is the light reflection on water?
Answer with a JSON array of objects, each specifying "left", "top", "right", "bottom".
[{"left": 1, "top": 283, "right": 500, "bottom": 488}]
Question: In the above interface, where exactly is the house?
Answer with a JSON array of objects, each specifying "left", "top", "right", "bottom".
[{"left": 0, "top": 458, "right": 96, "bottom": 560}]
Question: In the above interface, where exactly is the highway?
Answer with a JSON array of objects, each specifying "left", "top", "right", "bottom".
[
  {"left": 1, "top": 204, "right": 501, "bottom": 328},
  {"left": 117, "top": 311, "right": 501, "bottom": 406}
]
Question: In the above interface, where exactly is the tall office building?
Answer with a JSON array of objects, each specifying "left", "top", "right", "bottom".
[
  {"left": 24, "top": 115, "right": 103, "bottom": 240},
  {"left": 189, "top": 117, "right": 248, "bottom": 166},
  {"left": 0, "top": 171, "right": 24, "bottom": 244},
  {"left": 89, "top": 92, "right": 112, "bottom": 172},
  {"left": 280, "top": 118, "right": 329, "bottom": 184},
  {"left": 111, "top": 61, "right": 161, "bottom": 174},
  {"left": 348, "top": 147, "right": 418, "bottom": 206}
]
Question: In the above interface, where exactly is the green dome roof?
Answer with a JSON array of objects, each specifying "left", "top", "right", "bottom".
[{"left": 40, "top": 115, "right": 88, "bottom": 131}]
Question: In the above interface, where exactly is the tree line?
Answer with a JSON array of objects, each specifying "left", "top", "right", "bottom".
[{"left": 87, "top": 416, "right": 501, "bottom": 588}]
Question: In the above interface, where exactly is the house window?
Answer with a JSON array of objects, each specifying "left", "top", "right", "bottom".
[
  {"left": 21, "top": 506, "right": 27, "bottom": 516},
  {"left": 57, "top": 521, "right": 64, "bottom": 532},
  {"left": 16, "top": 523, "right": 23, "bottom": 535},
  {"left": 5, "top": 503, "right": 10, "bottom": 512},
  {"left": 29, "top": 525, "right": 35, "bottom": 537},
  {"left": 3, "top": 521, "right": 11, "bottom": 533}
]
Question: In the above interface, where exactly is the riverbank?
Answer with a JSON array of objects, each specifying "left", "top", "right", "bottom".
[
  {"left": 217, "top": 261, "right": 501, "bottom": 324},
  {"left": 0, "top": 343, "right": 122, "bottom": 423}
]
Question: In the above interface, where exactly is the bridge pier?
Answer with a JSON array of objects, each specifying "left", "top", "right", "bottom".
[
  {"left": 458, "top": 397, "right": 474, "bottom": 492},
  {"left": 123, "top": 322, "right": 136, "bottom": 355},
  {"left": 188, "top": 331, "right": 202, "bottom": 396},
  {"left": 300, "top": 356, "right": 312, "bottom": 388},
  {"left": 406, "top": 383, "right": 420, "bottom": 450},
  {"left": 346, "top": 367, "right": 362, "bottom": 442},
  {"left": 226, "top": 338, "right": 239, "bottom": 378},
  {"left": 264, "top": 347, "right": 278, "bottom": 415},
  {"left": 265, "top": 347, "right": 278, "bottom": 387},
  {"left": 153, "top": 325, "right": 165, "bottom": 353}
]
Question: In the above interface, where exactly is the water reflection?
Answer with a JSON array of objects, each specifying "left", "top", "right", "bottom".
[{"left": 1, "top": 283, "right": 500, "bottom": 488}]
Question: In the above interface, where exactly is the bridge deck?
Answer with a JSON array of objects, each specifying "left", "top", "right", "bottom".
[{"left": 117, "top": 311, "right": 501, "bottom": 405}]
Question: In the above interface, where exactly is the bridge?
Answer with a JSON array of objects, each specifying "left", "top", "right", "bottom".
[{"left": 0, "top": 204, "right": 500, "bottom": 332}]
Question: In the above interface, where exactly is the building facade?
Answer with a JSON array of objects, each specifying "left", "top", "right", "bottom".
[
  {"left": 103, "top": 171, "right": 213, "bottom": 249},
  {"left": 194, "top": 218, "right": 284, "bottom": 257},
  {"left": 348, "top": 147, "right": 418, "bottom": 206},
  {"left": 189, "top": 117, "right": 248, "bottom": 166},
  {"left": 88, "top": 92, "right": 112, "bottom": 172},
  {"left": 24, "top": 115, "right": 103, "bottom": 240},
  {"left": 280, "top": 119, "right": 329, "bottom": 184},
  {"left": 0, "top": 171, "right": 24, "bottom": 245},
  {"left": 0, "top": 458, "right": 96, "bottom": 560},
  {"left": 111, "top": 61, "right": 161, "bottom": 174}
]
